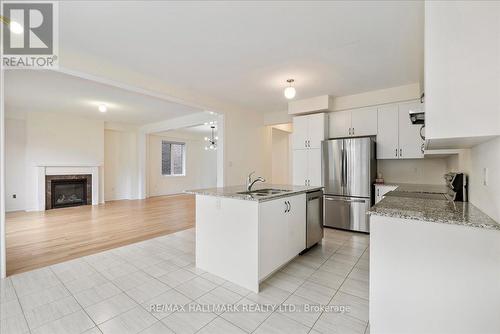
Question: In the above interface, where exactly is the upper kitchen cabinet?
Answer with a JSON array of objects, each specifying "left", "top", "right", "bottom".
[
  {"left": 292, "top": 113, "right": 328, "bottom": 150},
  {"left": 425, "top": 1, "right": 500, "bottom": 149},
  {"left": 377, "top": 101, "right": 424, "bottom": 159},
  {"left": 329, "top": 107, "right": 378, "bottom": 138}
]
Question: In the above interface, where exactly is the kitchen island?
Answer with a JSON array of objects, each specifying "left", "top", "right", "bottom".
[
  {"left": 186, "top": 184, "right": 322, "bottom": 293},
  {"left": 368, "top": 185, "right": 500, "bottom": 334}
]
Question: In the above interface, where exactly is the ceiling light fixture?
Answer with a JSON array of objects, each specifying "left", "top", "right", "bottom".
[
  {"left": 204, "top": 125, "right": 217, "bottom": 150},
  {"left": 284, "top": 79, "right": 296, "bottom": 99},
  {"left": 98, "top": 104, "right": 107, "bottom": 113}
]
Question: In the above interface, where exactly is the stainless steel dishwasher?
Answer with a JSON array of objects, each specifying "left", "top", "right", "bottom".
[{"left": 306, "top": 190, "right": 324, "bottom": 249}]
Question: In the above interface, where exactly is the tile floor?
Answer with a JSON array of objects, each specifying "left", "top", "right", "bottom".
[{"left": 0, "top": 227, "right": 370, "bottom": 334}]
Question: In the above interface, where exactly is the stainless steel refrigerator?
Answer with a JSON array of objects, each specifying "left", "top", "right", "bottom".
[{"left": 322, "top": 137, "right": 376, "bottom": 233}]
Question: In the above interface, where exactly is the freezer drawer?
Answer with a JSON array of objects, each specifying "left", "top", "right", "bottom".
[{"left": 324, "top": 195, "right": 370, "bottom": 232}]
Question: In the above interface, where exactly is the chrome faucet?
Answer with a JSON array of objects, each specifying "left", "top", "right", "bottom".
[{"left": 247, "top": 171, "right": 266, "bottom": 191}]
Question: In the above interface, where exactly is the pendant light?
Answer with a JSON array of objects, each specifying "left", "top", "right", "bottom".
[
  {"left": 284, "top": 79, "right": 296, "bottom": 99},
  {"left": 204, "top": 125, "right": 217, "bottom": 150}
]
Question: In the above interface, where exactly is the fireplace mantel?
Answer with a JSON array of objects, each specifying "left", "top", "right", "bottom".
[{"left": 34, "top": 165, "right": 100, "bottom": 211}]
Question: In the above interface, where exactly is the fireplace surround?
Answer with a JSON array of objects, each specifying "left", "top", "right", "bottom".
[{"left": 45, "top": 174, "right": 92, "bottom": 210}]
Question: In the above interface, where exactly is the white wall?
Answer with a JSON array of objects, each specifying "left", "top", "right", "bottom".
[
  {"left": 5, "top": 119, "right": 26, "bottom": 212},
  {"left": 377, "top": 158, "right": 448, "bottom": 185},
  {"left": 271, "top": 127, "right": 291, "bottom": 184},
  {"left": 24, "top": 112, "right": 105, "bottom": 210},
  {"left": 147, "top": 132, "right": 216, "bottom": 196},
  {"left": 224, "top": 109, "right": 271, "bottom": 186},
  {"left": 104, "top": 129, "right": 138, "bottom": 201},
  {"left": 469, "top": 138, "right": 500, "bottom": 222}
]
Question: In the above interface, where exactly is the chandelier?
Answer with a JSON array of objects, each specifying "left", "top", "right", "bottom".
[{"left": 204, "top": 125, "right": 218, "bottom": 150}]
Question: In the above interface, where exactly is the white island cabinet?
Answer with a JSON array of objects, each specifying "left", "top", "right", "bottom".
[{"left": 195, "top": 190, "right": 309, "bottom": 293}]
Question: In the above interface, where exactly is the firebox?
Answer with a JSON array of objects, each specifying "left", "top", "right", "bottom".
[{"left": 45, "top": 174, "right": 92, "bottom": 210}]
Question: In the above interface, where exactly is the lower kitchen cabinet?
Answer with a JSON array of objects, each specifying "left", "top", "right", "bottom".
[{"left": 258, "top": 194, "right": 306, "bottom": 279}]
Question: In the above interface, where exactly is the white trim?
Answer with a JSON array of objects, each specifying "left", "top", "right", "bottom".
[
  {"left": 32, "top": 166, "right": 101, "bottom": 211},
  {"left": 0, "top": 65, "right": 5, "bottom": 278}
]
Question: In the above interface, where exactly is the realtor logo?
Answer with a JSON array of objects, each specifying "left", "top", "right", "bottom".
[{"left": 1, "top": 1, "right": 58, "bottom": 68}]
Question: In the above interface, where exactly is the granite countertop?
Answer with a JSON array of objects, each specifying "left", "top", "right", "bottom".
[
  {"left": 186, "top": 184, "right": 323, "bottom": 202},
  {"left": 369, "top": 185, "right": 500, "bottom": 231}
]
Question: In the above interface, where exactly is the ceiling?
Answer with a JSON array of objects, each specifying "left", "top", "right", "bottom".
[
  {"left": 57, "top": 1, "right": 424, "bottom": 113},
  {"left": 4, "top": 70, "right": 202, "bottom": 124}
]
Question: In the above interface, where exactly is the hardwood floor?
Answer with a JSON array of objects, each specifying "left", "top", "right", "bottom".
[{"left": 6, "top": 194, "right": 195, "bottom": 276}]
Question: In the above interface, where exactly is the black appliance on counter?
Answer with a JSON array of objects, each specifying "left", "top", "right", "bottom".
[{"left": 444, "top": 173, "right": 468, "bottom": 202}]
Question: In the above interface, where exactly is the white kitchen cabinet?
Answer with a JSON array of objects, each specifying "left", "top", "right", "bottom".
[
  {"left": 351, "top": 107, "right": 378, "bottom": 137},
  {"left": 329, "top": 107, "right": 377, "bottom": 138},
  {"left": 425, "top": 2, "right": 500, "bottom": 149},
  {"left": 377, "top": 105, "right": 399, "bottom": 159},
  {"left": 398, "top": 102, "right": 424, "bottom": 159},
  {"left": 293, "top": 148, "right": 322, "bottom": 186},
  {"left": 307, "top": 148, "right": 322, "bottom": 187},
  {"left": 259, "top": 198, "right": 288, "bottom": 278},
  {"left": 374, "top": 184, "right": 398, "bottom": 204},
  {"left": 377, "top": 101, "right": 424, "bottom": 160},
  {"left": 292, "top": 113, "right": 328, "bottom": 150},
  {"left": 292, "top": 113, "right": 327, "bottom": 186},
  {"left": 259, "top": 194, "right": 306, "bottom": 279},
  {"left": 292, "top": 149, "right": 308, "bottom": 186},
  {"left": 286, "top": 195, "right": 307, "bottom": 258},
  {"left": 329, "top": 111, "right": 350, "bottom": 138}
]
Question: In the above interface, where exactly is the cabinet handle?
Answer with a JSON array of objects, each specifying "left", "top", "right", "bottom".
[
  {"left": 377, "top": 189, "right": 380, "bottom": 196},
  {"left": 305, "top": 140, "right": 307, "bottom": 148},
  {"left": 395, "top": 148, "right": 398, "bottom": 157},
  {"left": 288, "top": 201, "right": 291, "bottom": 212},
  {"left": 400, "top": 148, "right": 402, "bottom": 157},
  {"left": 352, "top": 128, "right": 355, "bottom": 136}
]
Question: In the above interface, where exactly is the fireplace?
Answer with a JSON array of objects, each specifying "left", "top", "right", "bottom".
[{"left": 45, "top": 175, "right": 92, "bottom": 210}]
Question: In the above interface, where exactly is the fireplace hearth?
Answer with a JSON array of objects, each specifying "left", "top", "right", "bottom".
[{"left": 45, "top": 175, "right": 92, "bottom": 210}]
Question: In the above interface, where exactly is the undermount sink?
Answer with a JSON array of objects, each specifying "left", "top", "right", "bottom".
[{"left": 237, "top": 188, "right": 292, "bottom": 196}]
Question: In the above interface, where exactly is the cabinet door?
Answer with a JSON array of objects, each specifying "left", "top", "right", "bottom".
[
  {"left": 398, "top": 102, "right": 424, "bottom": 159},
  {"left": 292, "top": 116, "right": 309, "bottom": 150},
  {"left": 307, "top": 148, "right": 322, "bottom": 187},
  {"left": 329, "top": 111, "right": 351, "bottom": 138},
  {"left": 259, "top": 199, "right": 289, "bottom": 279},
  {"left": 307, "top": 113, "right": 327, "bottom": 149},
  {"left": 286, "top": 194, "right": 306, "bottom": 259},
  {"left": 292, "top": 149, "right": 308, "bottom": 186},
  {"left": 351, "top": 107, "right": 378, "bottom": 136},
  {"left": 377, "top": 105, "right": 399, "bottom": 159}
]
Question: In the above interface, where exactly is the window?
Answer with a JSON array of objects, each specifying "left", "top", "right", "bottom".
[{"left": 162, "top": 141, "right": 185, "bottom": 176}]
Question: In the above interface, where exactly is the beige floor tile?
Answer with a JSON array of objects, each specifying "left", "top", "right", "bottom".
[
  {"left": 254, "top": 312, "right": 310, "bottom": 334},
  {"left": 330, "top": 291, "right": 369, "bottom": 323},
  {"left": 220, "top": 298, "right": 273, "bottom": 332},
  {"left": 141, "top": 289, "right": 192, "bottom": 320},
  {"left": 294, "top": 281, "right": 336, "bottom": 305},
  {"left": 157, "top": 269, "right": 197, "bottom": 288},
  {"left": 85, "top": 293, "right": 137, "bottom": 324},
  {"left": 98, "top": 306, "right": 157, "bottom": 334},
  {"left": 161, "top": 304, "right": 217, "bottom": 334},
  {"left": 24, "top": 295, "right": 81, "bottom": 330},
  {"left": 279, "top": 294, "right": 322, "bottom": 327},
  {"left": 125, "top": 279, "right": 171, "bottom": 304},
  {"left": 307, "top": 269, "right": 347, "bottom": 290},
  {"left": 175, "top": 277, "right": 218, "bottom": 300},
  {"left": 313, "top": 311, "right": 367, "bottom": 334},
  {"left": 197, "top": 317, "right": 246, "bottom": 334},
  {"left": 265, "top": 271, "right": 305, "bottom": 293},
  {"left": 73, "top": 282, "right": 122, "bottom": 308},
  {"left": 247, "top": 283, "right": 291, "bottom": 305},
  {"left": 139, "top": 321, "right": 175, "bottom": 334},
  {"left": 31, "top": 310, "right": 94, "bottom": 334},
  {"left": 339, "top": 278, "right": 369, "bottom": 300}
]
